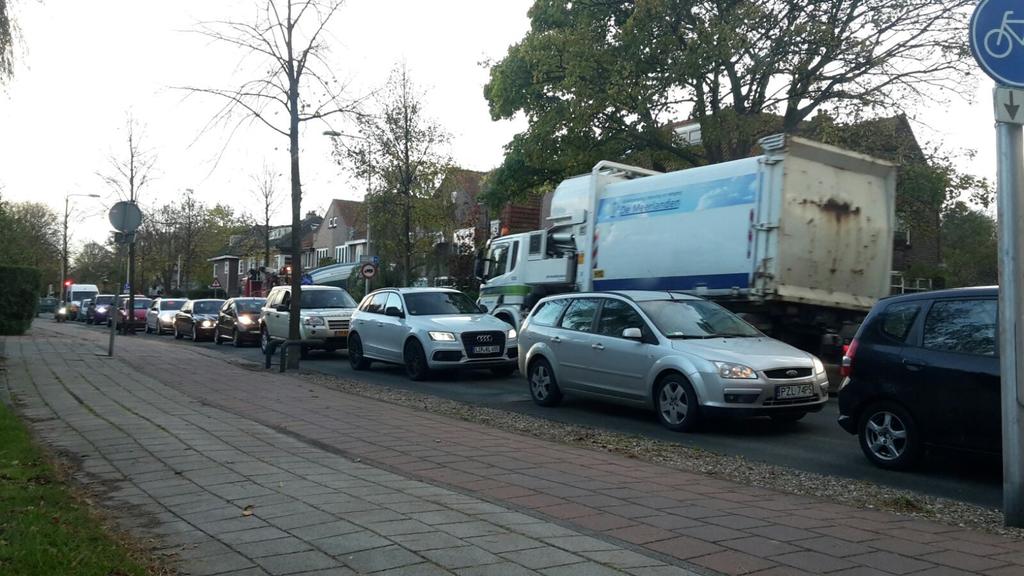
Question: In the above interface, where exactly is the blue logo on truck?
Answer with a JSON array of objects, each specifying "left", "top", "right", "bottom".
[{"left": 597, "top": 173, "right": 757, "bottom": 223}]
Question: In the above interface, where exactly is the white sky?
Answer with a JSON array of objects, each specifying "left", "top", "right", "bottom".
[{"left": 0, "top": 0, "right": 995, "bottom": 252}]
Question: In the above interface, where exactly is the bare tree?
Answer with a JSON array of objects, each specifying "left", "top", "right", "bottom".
[
  {"left": 0, "top": 0, "right": 17, "bottom": 84},
  {"left": 251, "top": 163, "right": 281, "bottom": 268},
  {"left": 98, "top": 115, "right": 155, "bottom": 331},
  {"left": 182, "top": 0, "right": 357, "bottom": 367}
]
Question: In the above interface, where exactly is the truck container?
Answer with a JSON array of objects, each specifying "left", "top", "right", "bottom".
[{"left": 476, "top": 135, "right": 896, "bottom": 358}]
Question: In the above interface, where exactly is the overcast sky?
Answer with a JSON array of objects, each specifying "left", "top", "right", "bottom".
[{"left": 0, "top": 0, "right": 995, "bottom": 252}]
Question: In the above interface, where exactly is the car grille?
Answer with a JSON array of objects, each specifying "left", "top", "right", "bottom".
[
  {"left": 460, "top": 331, "right": 506, "bottom": 358},
  {"left": 764, "top": 367, "right": 813, "bottom": 379},
  {"left": 327, "top": 319, "right": 349, "bottom": 331}
]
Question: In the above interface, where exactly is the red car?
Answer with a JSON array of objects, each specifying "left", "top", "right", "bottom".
[{"left": 113, "top": 295, "right": 151, "bottom": 332}]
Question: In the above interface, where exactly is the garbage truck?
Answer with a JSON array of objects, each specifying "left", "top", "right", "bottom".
[{"left": 476, "top": 134, "right": 897, "bottom": 358}]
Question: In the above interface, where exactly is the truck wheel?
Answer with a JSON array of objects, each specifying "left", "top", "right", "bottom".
[
  {"left": 403, "top": 339, "right": 430, "bottom": 381},
  {"left": 528, "top": 358, "right": 562, "bottom": 406},
  {"left": 655, "top": 374, "right": 700, "bottom": 432},
  {"left": 858, "top": 402, "right": 921, "bottom": 470}
]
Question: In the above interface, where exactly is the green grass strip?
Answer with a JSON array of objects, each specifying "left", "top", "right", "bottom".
[{"left": 0, "top": 401, "right": 152, "bottom": 576}]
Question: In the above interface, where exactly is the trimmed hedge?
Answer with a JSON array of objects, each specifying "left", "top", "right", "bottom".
[{"left": 0, "top": 266, "right": 41, "bottom": 335}]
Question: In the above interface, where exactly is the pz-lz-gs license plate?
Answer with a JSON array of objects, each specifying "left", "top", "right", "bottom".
[
  {"left": 473, "top": 345, "right": 500, "bottom": 354},
  {"left": 776, "top": 384, "right": 815, "bottom": 400}
]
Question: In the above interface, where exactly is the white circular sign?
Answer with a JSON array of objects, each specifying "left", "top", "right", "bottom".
[
  {"left": 360, "top": 263, "right": 377, "bottom": 279},
  {"left": 108, "top": 201, "right": 143, "bottom": 233}
]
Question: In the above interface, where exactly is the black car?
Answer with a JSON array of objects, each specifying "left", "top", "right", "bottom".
[
  {"left": 838, "top": 286, "right": 999, "bottom": 470},
  {"left": 214, "top": 297, "right": 266, "bottom": 347},
  {"left": 173, "top": 299, "right": 225, "bottom": 342}
]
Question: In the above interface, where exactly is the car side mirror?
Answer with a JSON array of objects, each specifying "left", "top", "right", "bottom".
[
  {"left": 276, "top": 304, "right": 289, "bottom": 312},
  {"left": 478, "top": 304, "right": 488, "bottom": 314},
  {"left": 622, "top": 327, "right": 643, "bottom": 340},
  {"left": 385, "top": 307, "right": 405, "bottom": 318}
]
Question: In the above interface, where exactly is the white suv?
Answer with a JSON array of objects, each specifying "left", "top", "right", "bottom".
[
  {"left": 259, "top": 285, "right": 357, "bottom": 358},
  {"left": 348, "top": 288, "right": 518, "bottom": 380}
]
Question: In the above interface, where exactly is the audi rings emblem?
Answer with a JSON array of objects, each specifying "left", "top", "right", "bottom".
[{"left": 476, "top": 335, "right": 493, "bottom": 343}]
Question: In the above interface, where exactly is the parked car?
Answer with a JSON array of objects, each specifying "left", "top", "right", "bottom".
[
  {"left": 86, "top": 294, "right": 115, "bottom": 325},
  {"left": 145, "top": 298, "right": 187, "bottom": 335},
  {"left": 260, "top": 285, "right": 357, "bottom": 358},
  {"left": 214, "top": 297, "right": 266, "bottom": 347},
  {"left": 348, "top": 288, "right": 518, "bottom": 380},
  {"left": 837, "top": 286, "right": 999, "bottom": 470},
  {"left": 78, "top": 299, "right": 93, "bottom": 322},
  {"left": 518, "top": 291, "right": 829, "bottom": 432},
  {"left": 173, "top": 299, "right": 226, "bottom": 342},
  {"left": 38, "top": 296, "right": 58, "bottom": 316},
  {"left": 113, "top": 295, "right": 152, "bottom": 332}
]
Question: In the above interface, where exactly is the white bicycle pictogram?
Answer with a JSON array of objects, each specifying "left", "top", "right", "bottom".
[{"left": 985, "top": 10, "right": 1024, "bottom": 58}]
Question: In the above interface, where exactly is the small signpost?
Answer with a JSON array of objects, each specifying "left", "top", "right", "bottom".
[
  {"left": 107, "top": 202, "right": 143, "bottom": 358},
  {"left": 359, "top": 262, "right": 377, "bottom": 280},
  {"left": 210, "top": 277, "right": 222, "bottom": 298},
  {"left": 970, "top": 0, "right": 1024, "bottom": 527}
]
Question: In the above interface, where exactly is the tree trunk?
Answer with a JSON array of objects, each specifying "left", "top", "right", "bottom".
[{"left": 286, "top": 76, "right": 302, "bottom": 369}]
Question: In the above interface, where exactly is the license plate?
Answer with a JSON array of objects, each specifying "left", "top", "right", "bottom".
[
  {"left": 776, "top": 384, "right": 815, "bottom": 400},
  {"left": 473, "top": 345, "right": 500, "bottom": 354},
  {"left": 335, "top": 330, "right": 349, "bottom": 337}
]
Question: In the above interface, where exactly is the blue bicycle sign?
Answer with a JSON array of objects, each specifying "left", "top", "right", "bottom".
[{"left": 971, "top": 0, "right": 1024, "bottom": 87}]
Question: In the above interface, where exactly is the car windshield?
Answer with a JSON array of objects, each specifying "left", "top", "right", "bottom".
[
  {"left": 405, "top": 291, "right": 479, "bottom": 315},
  {"left": 236, "top": 300, "right": 265, "bottom": 313},
  {"left": 300, "top": 289, "right": 356, "bottom": 309},
  {"left": 161, "top": 300, "right": 185, "bottom": 311},
  {"left": 194, "top": 301, "right": 224, "bottom": 314},
  {"left": 94, "top": 296, "right": 114, "bottom": 305},
  {"left": 638, "top": 299, "right": 760, "bottom": 339},
  {"left": 133, "top": 299, "right": 152, "bottom": 310}
]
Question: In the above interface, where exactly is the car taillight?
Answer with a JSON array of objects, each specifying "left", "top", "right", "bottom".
[{"left": 840, "top": 338, "right": 858, "bottom": 378}]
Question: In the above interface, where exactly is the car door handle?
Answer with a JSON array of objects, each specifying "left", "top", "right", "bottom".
[
  {"left": 591, "top": 343, "right": 605, "bottom": 350},
  {"left": 550, "top": 336, "right": 561, "bottom": 343},
  {"left": 902, "top": 358, "right": 928, "bottom": 371}
]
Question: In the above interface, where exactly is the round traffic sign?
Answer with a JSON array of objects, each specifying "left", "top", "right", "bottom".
[
  {"left": 970, "top": 0, "right": 1024, "bottom": 87},
  {"left": 108, "top": 201, "right": 143, "bottom": 232},
  {"left": 359, "top": 263, "right": 377, "bottom": 279}
]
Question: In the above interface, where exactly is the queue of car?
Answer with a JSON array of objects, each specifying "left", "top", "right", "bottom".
[{"left": 57, "top": 283, "right": 1002, "bottom": 474}]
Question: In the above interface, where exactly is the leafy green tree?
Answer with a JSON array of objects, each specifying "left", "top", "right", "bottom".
[
  {"left": 70, "top": 242, "right": 120, "bottom": 294},
  {"left": 484, "top": 0, "right": 974, "bottom": 205},
  {"left": 0, "top": 194, "right": 61, "bottom": 294},
  {"left": 941, "top": 202, "right": 998, "bottom": 288}
]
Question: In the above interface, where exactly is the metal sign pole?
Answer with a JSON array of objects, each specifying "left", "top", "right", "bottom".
[
  {"left": 108, "top": 242, "right": 124, "bottom": 357},
  {"left": 996, "top": 114, "right": 1024, "bottom": 527}
]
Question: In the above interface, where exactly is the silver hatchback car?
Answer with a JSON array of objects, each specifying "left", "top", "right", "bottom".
[{"left": 518, "top": 291, "right": 828, "bottom": 431}]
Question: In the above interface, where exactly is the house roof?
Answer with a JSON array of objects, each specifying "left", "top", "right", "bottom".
[
  {"left": 439, "top": 167, "right": 487, "bottom": 203},
  {"left": 329, "top": 199, "right": 367, "bottom": 238}
]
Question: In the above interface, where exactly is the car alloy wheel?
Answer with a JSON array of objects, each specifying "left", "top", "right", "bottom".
[
  {"left": 232, "top": 328, "right": 242, "bottom": 348},
  {"left": 174, "top": 324, "right": 183, "bottom": 340},
  {"left": 348, "top": 333, "right": 371, "bottom": 370},
  {"left": 192, "top": 325, "right": 200, "bottom": 342},
  {"left": 528, "top": 358, "right": 562, "bottom": 407},
  {"left": 859, "top": 402, "right": 921, "bottom": 470},
  {"left": 260, "top": 329, "right": 269, "bottom": 354},
  {"left": 214, "top": 327, "right": 222, "bottom": 345},
  {"left": 403, "top": 339, "right": 429, "bottom": 381},
  {"left": 656, "top": 376, "right": 700, "bottom": 432}
]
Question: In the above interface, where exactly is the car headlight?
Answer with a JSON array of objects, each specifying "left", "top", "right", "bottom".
[
  {"left": 303, "top": 316, "right": 325, "bottom": 327},
  {"left": 812, "top": 356, "right": 826, "bottom": 376},
  {"left": 714, "top": 361, "right": 758, "bottom": 379},
  {"left": 507, "top": 328, "right": 518, "bottom": 340},
  {"left": 58, "top": 307, "right": 67, "bottom": 314},
  {"left": 201, "top": 320, "right": 214, "bottom": 328},
  {"left": 96, "top": 306, "right": 108, "bottom": 313},
  {"left": 237, "top": 316, "right": 254, "bottom": 326},
  {"left": 429, "top": 331, "right": 456, "bottom": 342}
]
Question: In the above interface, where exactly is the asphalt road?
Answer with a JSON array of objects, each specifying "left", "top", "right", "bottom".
[{"left": 75, "top": 320, "right": 1002, "bottom": 509}]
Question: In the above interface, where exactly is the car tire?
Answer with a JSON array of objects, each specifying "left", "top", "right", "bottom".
[
  {"left": 260, "top": 328, "right": 269, "bottom": 354},
  {"left": 528, "top": 358, "right": 562, "bottom": 407},
  {"left": 403, "top": 339, "right": 430, "bottom": 381},
  {"left": 192, "top": 326, "right": 200, "bottom": 342},
  {"left": 348, "top": 333, "right": 371, "bottom": 370},
  {"left": 214, "top": 327, "right": 222, "bottom": 345},
  {"left": 655, "top": 374, "right": 700, "bottom": 432},
  {"left": 232, "top": 329, "right": 243, "bottom": 348},
  {"left": 770, "top": 413, "right": 806, "bottom": 424},
  {"left": 144, "top": 322, "right": 152, "bottom": 334},
  {"left": 491, "top": 364, "right": 516, "bottom": 378},
  {"left": 174, "top": 324, "right": 183, "bottom": 340},
  {"left": 858, "top": 402, "right": 922, "bottom": 471},
  {"left": 299, "top": 345, "right": 310, "bottom": 360}
]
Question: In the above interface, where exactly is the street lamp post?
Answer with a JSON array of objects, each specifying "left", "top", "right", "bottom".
[{"left": 61, "top": 193, "right": 101, "bottom": 307}]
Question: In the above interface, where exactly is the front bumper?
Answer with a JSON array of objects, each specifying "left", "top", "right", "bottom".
[
  {"left": 298, "top": 326, "right": 350, "bottom": 349},
  {"left": 697, "top": 371, "right": 830, "bottom": 415},
  {"left": 425, "top": 340, "right": 518, "bottom": 370}
]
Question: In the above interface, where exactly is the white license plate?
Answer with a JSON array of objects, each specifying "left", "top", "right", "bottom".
[
  {"left": 473, "top": 345, "right": 500, "bottom": 354},
  {"left": 776, "top": 384, "right": 815, "bottom": 400}
]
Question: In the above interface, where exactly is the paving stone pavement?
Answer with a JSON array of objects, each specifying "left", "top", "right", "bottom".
[{"left": 4, "top": 322, "right": 1024, "bottom": 576}]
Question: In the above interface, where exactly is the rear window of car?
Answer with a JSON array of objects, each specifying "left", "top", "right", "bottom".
[
  {"left": 922, "top": 299, "right": 998, "bottom": 356},
  {"left": 529, "top": 299, "right": 569, "bottom": 327},
  {"left": 879, "top": 302, "right": 920, "bottom": 342},
  {"left": 559, "top": 299, "right": 599, "bottom": 332},
  {"left": 94, "top": 296, "right": 114, "bottom": 305},
  {"left": 161, "top": 300, "right": 185, "bottom": 311}
]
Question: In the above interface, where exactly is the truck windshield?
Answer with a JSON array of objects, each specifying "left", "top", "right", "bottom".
[
  {"left": 485, "top": 243, "right": 511, "bottom": 279},
  {"left": 300, "top": 289, "right": 356, "bottom": 309},
  {"left": 638, "top": 300, "right": 760, "bottom": 339},
  {"left": 405, "top": 292, "right": 479, "bottom": 315}
]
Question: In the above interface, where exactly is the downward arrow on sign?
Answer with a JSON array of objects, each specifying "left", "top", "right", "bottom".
[{"left": 1007, "top": 91, "right": 1020, "bottom": 120}]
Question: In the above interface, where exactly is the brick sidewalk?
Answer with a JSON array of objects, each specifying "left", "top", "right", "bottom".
[{"left": 6, "top": 323, "right": 1024, "bottom": 576}]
